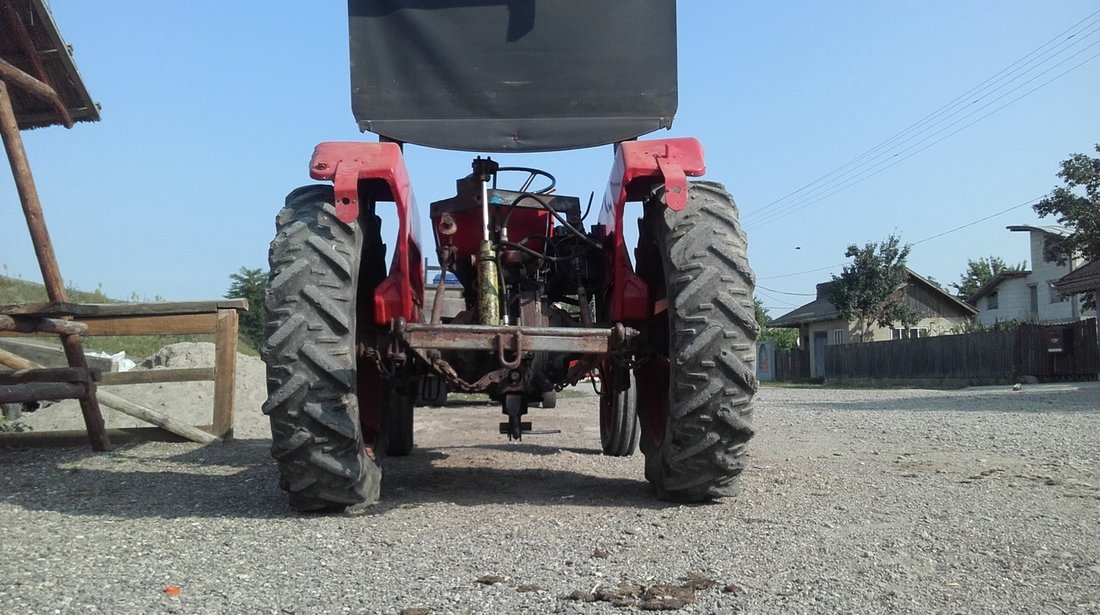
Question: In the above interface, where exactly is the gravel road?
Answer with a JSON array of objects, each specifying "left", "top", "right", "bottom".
[{"left": 1, "top": 380, "right": 1098, "bottom": 614}]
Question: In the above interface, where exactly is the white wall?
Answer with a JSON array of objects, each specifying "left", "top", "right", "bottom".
[{"left": 978, "top": 230, "right": 1095, "bottom": 325}]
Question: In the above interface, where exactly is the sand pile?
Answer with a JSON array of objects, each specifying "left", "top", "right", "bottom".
[{"left": 19, "top": 342, "right": 272, "bottom": 439}]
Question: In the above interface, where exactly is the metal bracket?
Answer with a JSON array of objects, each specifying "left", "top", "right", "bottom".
[
  {"left": 496, "top": 331, "right": 524, "bottom": 369},
  {"left": 655, "top": 154, "right": 688, "bottom": 211},
  {"left": 332, "top": 160, "right": 362, "bottom": 223}
]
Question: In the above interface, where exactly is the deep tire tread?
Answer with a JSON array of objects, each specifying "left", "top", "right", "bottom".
[
  {"left": 262, "top": 185, "right": 378, "bottom": 512},
  {"left": 645, "top": 181, "right": 758, "bottom": 501}
]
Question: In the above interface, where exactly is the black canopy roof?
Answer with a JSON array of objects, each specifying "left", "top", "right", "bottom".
[{"left": 348, "top": 0, "right": 678, "bottom": 152}]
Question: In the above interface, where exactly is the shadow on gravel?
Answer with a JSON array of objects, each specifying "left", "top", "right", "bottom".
[
  {"left": 0, "top": 439, "right": 283, "bottom": 519},
  {"left": 0, "top": 439, "right": 677, "bottom": 519},
  {"left": 784, "top": 388, "right": 1100, "bottom": 414}
]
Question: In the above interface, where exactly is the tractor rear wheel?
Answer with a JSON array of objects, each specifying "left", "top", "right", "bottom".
[
  {"left": 640, "top": 181, "right": 758, "bottom": 501},
  {"left": 262, "top": 185, "right": 379, "bottom": 512}
]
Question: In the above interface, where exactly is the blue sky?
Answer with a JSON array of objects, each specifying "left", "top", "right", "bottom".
[{"left": 2, "top": 1, "right": 1098, "bottom": 316}]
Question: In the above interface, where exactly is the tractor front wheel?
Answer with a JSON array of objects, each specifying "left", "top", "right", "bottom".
[
  {"left": 639, "top": 181, "right": 758, "bottom": 501},
  {"left": 599, "top": 366, "right": 639, "bottom": 456},
  {"left": 262, "top": 186, "right": 379, "bottom": 512}
]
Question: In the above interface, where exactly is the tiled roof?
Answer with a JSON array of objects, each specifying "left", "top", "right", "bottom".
[{"left": 1052, "top": 261, "right": 1100, "bottom": 293}]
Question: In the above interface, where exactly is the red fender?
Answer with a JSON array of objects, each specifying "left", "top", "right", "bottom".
[
  {"left": 598, "top": 138, "right": 706, "bottom": 321},
  {"left": 309, "top": 142, "right": 425, "bottom": 325}
]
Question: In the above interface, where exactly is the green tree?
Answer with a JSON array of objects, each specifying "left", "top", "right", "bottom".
[
  {"left": 754, "top": 297, "right": 798, "bottom": 349},
  {"left": 226, "top": 267, "right": 267, "bottom": 350},
  {"left": 1034, "top": 144, "right": 1100, "bottom": 308},
  {"left": 827, "top": 234, "right": 918, "bottom": 342},
  {"left": 951, "top": 256, "right": 1026, "bottom": 301}
]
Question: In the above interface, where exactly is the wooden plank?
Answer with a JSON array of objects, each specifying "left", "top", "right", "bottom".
[
  {"left": 96, "top": 389, "right": 219, "bottom": 444},
  {"left": 212, "top": 308, "right": 239, "bottom": 440},
  {"left": 0, "top": 367, "right": 93, "bottom": 385},
  {"left": 0, "top": 314, "right": 88, "bottom": 335},
  {"left": 80, "top": 313, "right": 218, "bottom": 336},
  {"left": 0, "top": 299, "right": 249, "bottom": 318},
  {"left": 0, "top": 347, "right": 35, "bottom": 369},
  {"left": 0, "top": 339, "right": 114, "bottom": 371},
  {"left": 99, "top": 367, "right": 214, "bottom": 386},
  {"left": 0, "top": 381, "right": 85, "bottom": 403}
]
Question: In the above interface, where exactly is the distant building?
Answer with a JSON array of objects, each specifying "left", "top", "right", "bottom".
[
  {"left": 768, "top": 268, "right": 976, "bottom": 378},
  {"left": 968, "top": 225, "right": 1095, "bottom": 325}
]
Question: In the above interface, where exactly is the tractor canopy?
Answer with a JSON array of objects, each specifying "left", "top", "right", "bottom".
[{"left": 348, "top": 0, "right": 678, "bottom": 152}]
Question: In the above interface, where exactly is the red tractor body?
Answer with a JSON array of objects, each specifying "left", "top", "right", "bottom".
[{"left": 262, "top": 1, "right": 758, "bottom": 511}]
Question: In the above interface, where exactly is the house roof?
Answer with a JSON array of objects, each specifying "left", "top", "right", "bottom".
[
  {"left": 767, "top": 268, "right": 975, "bottom": 328},
  {"left": 967, "top": 269, "right": 1031, "bottom": 303},
  {"left": 1006, "top": 224, "right": 1070, "bottom": 236},
  {"left": 1052, "top": 260, "right": 1100, "bottom": 294},
  {"left": 0, "top": 0, "right": 99, "bottom": 129},
  {"left": 767, "top": 289, "right": 841, "bottom": 328}
]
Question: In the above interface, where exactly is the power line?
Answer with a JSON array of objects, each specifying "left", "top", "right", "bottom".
[
  {"left": 755, "top": 195, "right": 1045, "bottom": 282},
  {"left": 757, "top": 284, "right": 816, "bottom": 296},
  {"left": 743, "top": 10, "right": 1100, "bottom": 223},
  {"left": 746, "top": 42, "right": 1100, "bottom": 230},
  {"left": 911, "top": 196, "right": 1042, "bottom": 245},
  {"left": 741, "top": 10, "right": 1100, "bottom": 228},
  {"left": 758, "top": 262, "right": 846, "bottom": 280}
]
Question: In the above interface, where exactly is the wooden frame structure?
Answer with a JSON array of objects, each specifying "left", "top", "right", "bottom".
[
  {"left": 1, "top": 300, "right": 246, "bottom": 444},
  {"left": 0, "top": 2, "right": 243, "bottom": 449}
]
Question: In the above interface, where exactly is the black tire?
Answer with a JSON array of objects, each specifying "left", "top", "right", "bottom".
[
  {"left": 641, "top": 181, "right": 757, "bottom": 501},
  {"left": 416, "top": 374, "right": 448, "bottom": 407},
  {"left": 540, "top": 390, "right": 557, "bottom": 409},
  {"left": 382, "top": 387, "right": 414, "bottom": 457},
  {"left": 600, "top": 370, "right": 639, "bottom": 456},
  {"left": 261, "top": 185, "right": 379, "bottom": 512}
]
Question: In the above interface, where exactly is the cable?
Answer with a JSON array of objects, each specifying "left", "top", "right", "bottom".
[
  {"left": 758, "top": 263, "right": 847, "bottom": 280},
  {"left": 911, "top": 196, "right": 1042, "bottom": 245},
  {"left": 756, "top": 194, "right": 1044, "bottom": 284},
  {"left": 744, "top": 11, "right": 1100, "bottom": 223},
  {"left": 756, "top": 284, "right": 817, "bottom": 296},
  {"left": 742, "top": 11, "right": 1100, "bottom": 227}
]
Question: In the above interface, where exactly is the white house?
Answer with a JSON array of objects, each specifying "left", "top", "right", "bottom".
[{"left": 968, "top": 225, "right": 1095, "bottom": 325}]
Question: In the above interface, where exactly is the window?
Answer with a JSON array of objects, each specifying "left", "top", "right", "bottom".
[
  {"left": 1049, "top": 282, "right": 1066, "bottom": 303},
  {"left": 892, "top": 327, "right": 927, "bottom": 340},
  {"left": 987, "top": 292, "right": 998, "bottom": 310},
  {"left": 830, "top": 329, "right": 845, "bottom": 345},
  {"left": 1029, "top": 284, "right": 1039, "bottom": 315}
]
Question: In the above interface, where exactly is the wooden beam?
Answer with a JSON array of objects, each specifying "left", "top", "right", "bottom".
[
  {"left": 79, "top": 313, "right": 218, "bottom": 336},
  {"left": 0, "top": 347, "right": 35, "bottom": 369},
  {"left": 0, "top": 381, "right": 85, "bottom": 404},
  {"left": 0, "top": 314, "right": 88, "bottom": 335},
  {"left": 95, "top": 389, "right": 219, "bottom": 445},
  {"left": 0, "top": 58, "right": 62, "bottom": 107},
  {"left": 212, "top": 308, "right": 239, "bottom": 439},
  {"left": 0, "top": 80, "right": 108, "bottom": 451},
  {"left": 99, "top": 367, "right": 213, "bottom": 386},
  {"left": 0, "top": 299, "right": 249, "bottom": 318},
  {"left": 0, "top": 367, "right": 94, "bottom": 385}
]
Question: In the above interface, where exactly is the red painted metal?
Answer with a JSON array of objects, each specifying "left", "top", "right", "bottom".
[
  {"left": 310, "top": 142, "right": 425, "bottom": 324},
  {"left": 598, "top": 137, "right": 706, "bottom": 321}
]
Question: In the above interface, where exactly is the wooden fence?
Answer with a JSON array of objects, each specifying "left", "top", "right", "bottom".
[
  {"left": 824, "top": 318, "right": 1098, "bottom": 385},
  {"left": 774, "top": 347, "right": 810, "bottom": 381}
]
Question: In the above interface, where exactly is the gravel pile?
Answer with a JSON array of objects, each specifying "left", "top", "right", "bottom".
[{"left": 1, "top": 377, "right": 1098, "bottom": 614}]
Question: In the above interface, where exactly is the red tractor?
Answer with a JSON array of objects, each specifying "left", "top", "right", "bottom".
[{"left": 262, "top": 0, "right": 757, "bottom": 512}]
